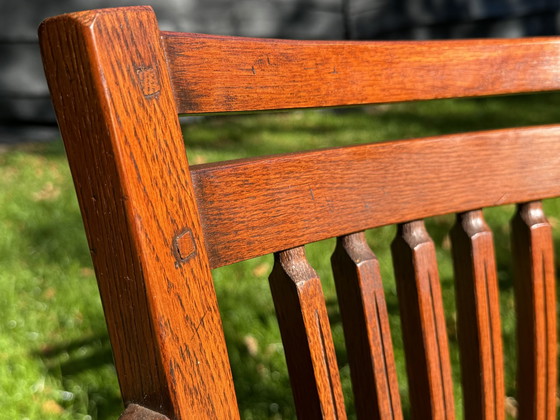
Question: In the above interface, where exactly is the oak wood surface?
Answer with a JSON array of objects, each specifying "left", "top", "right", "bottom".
[
  {"left": 331, "top": 232, "right": 403, "bottom": 420},
  {"left": 162, "top": 33, "right": 560, "bottom": 114},
  {"left": 39, "top": 7, "right": 238, "bottom": 419},
  {"left": 269, "top": 247, "right": 347, "bottom": 419},
  {"left": 40, "top": 5, "right": 560, "bottom": 419},
  {"left": 391, "top": 221, "right": 455, "bottom": 420},
  {"left": 450, "top": 211, "right": 504, "bottom": 420},
  {"left": 511, "top": 202, "right": 557, "bottom": 420},
  {"left": 193, "top": 125, "right": 560, "bottom": 268}
]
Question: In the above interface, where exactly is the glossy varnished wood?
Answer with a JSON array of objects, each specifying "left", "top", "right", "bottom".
[
  {"left": 391, "top": 221, "right": 455, "bottom": 420},
  {"left": 163, "top": 33, "right": 560, "bottom": 114},
  {"left": 39, "top": 7, "right": 238, "bottom": 419},
  {"left": 450, "top": 211, "right": 504, "bottom": 420},
  {"left": 268, "top": 247, "right": 347, "bottom": 419},
  {"left": 193, "top": 125, "right": 560, "bottom": 268},
  {"left": 40, "top": 6, "right": 560, "bottom": 419},
  {"left": 331, "top": 232, "right": 402, "bottom": 420},
  {"left": 511, "top": 202, "right": 557, "bottom": 420}
]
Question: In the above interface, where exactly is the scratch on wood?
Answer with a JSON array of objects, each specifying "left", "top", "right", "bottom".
[
  {"left": 191, "top": 309, "right": 209, "bottom": 340},
  {"left": 166, "top": 279, "right": 174, "bottom": 292},
  {"left": 158, "top": 316, "right": 168, "bottom": 341},
  {"left": 240, "top": 66, "right": 256, "bottom": 75},
  {"left": 169, "top": 359, "right": 177, "bottom": 387},
  {"left": 494, "top": 193, "right": 508, "bottom": 205}
]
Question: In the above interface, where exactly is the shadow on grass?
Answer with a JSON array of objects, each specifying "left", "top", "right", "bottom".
[
  {"left": 34, "top": 334, "right": 123, "bottom": 419},
  {"left": 37, "top": 334, "right": 113, "bottom": 375}
]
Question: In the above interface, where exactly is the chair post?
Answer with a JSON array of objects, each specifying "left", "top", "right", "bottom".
[{"left": 39, "top": 7, "right": 239, "bottom": 419}]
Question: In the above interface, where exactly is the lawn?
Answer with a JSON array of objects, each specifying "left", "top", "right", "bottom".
[{"left": 1, "top": 93, "right": 560, "bottom": 419}]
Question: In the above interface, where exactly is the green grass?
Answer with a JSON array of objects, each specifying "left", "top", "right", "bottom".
[{"left": 2, "top": 93, "right": 560, "bottom": 419}]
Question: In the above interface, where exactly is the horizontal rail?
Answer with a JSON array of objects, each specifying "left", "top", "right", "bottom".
[
  {"left": 163, "top": 33, "right": 560, "bottom": 114},
  {"left": 191, "top": 125, "right": 560, "bottom": 268}
]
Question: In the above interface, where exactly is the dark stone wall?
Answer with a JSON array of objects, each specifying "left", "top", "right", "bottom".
[
  {"left": 1, "top": 0, "right": 559, "bottom": 142},
  {"left": 348, "top": 0, "right": 560, "bottom": 39}
]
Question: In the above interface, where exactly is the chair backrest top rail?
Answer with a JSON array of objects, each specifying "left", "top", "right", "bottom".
[
  {"left": 162, "top": 32, "right": 560, "bottom": 114},
  {"left": 191, "top": 124, "right": 560, "bottom": 267}
]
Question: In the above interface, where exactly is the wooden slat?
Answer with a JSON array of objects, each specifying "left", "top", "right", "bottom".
[
  {"left": 331, "top": 232, "right": 402, "bottom": 420},
  {"left": 192, "top": 125, "right": 560, "bottom": 268},
  {"left": 163, "top": 33, "right": 560, "bottom": 114},
  {"left": 39, "top": 7, "right": 239, "bottom": 418},
  {"left": 450, "top": 210, "right": 504, "bottom": 420},
  {"left": 268, "top": 246, "right": 347, "bottom": 419},
  {"left": 391, "top": 221, "right": 455, "bottom": 420},
  {"left": 511, "top": 202, "right": 557, "bottom": 420}
]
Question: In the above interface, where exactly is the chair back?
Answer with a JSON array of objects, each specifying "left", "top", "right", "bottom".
[{"left": 39, "top": 6, "right": 559, "bottom": 419}]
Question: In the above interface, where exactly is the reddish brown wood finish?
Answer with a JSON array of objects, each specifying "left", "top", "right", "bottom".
[
  {"left": 511, "top": 202, "right": 557, "bottom": 420},
  {"left": 391, "top": 221, "right": 455, "bottom": 420},
  {"left": 39, "top": 7, "right": 238, "bottom": 419},
  {"left": 192, "top": 125, "right": 560, "bottom": 268},
  {"left": 331, "top": 232, "right": 403, "bottom": 420},
  {"left": 450, "top": 210, "right": 505, "bottom": 420},
  {"left": 268, "top": 247, "right": 347, "bottom": 419},
  {"left": 162, "top": 33, "right": 560, "bottom": 114},
  {"left": 40, "top": 6, "right": 560, "bottom": 419}
]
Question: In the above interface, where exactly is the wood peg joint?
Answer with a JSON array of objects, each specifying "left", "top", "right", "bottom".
[
  {"left": 173, "top": 228, "right": 197, "bottom": 265},
  {"left": 136, "top": 66, "right": 161, "bottom": 98}
]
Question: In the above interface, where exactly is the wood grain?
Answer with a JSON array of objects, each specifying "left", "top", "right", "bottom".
[
  {"left": 391, "top": 221, "right": 455, "bottom": 420},
  {"left": 41, "top": 5, "right": 560, "bottom": 418},
  {"left": 39, "top": 7, "right": 238, "bottom": 419},
  {"left": 192, "top": 125, "right": 560, "bottom": 268},
  {"left": 162, "top": 33, "right": 560, "bottom": 114},
  {"left": 511, "top": 202, "right": 557, "bottom": 420},
  {"left": 269, "top": 247, "right": 347, "bottom": 419},
  {"left": 450, "top": 210, "right": 504, "bottom": 420},
  {"left": 331, "top": 232, "right": 402, "bottom": 420}
]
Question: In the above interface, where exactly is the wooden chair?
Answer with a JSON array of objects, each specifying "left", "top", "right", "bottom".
[{"left": 39, "top": 6, "right": 559, "bottom": 419}]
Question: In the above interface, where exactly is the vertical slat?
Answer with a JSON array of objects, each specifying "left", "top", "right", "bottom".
[
  {"left": 39, "top": 7, "right": 238, "bottom": 418},
  {"left": 331, "top": 232, "right": 403, "bottom": 420},
  {"left": 391, "top": 220, "right": 455, "bottom": 420},
  {"left": 269, "top": 246, "right": 347, "bottom": 420},
  {"left": 450, "top": 210, "right": 505, "bottom": 420},
  {"left": 511, "top": 201, "right": 557, "bottom": 420}
]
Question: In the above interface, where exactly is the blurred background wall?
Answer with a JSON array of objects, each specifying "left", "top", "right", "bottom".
[{"left": 2, "top": 0, "right": 560, "bottom": 143}]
